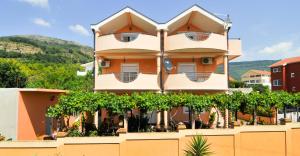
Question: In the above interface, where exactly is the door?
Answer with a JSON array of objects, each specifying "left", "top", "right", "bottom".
[
  {"left": 178, "top": 63, "right": 196, "bottom": 80},
  {"left": 121, "top": 63, "right": 139, "bottom": 82},
  {"left": 45, "top": 116, "right": 53, "bottom": 135}
]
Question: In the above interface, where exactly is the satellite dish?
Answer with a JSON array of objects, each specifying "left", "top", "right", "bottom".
[{"left": 163, "top": 58, "right": 173, "bottom": 72}]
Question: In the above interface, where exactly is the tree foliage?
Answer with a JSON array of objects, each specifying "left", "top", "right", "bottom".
[{"left": 0, "top": 59, "right": 27, "bottom": 88}]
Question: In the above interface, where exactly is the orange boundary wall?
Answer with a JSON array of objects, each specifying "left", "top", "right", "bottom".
[{"left": 0, "top": 124, "right": 300, "bottom": 156}]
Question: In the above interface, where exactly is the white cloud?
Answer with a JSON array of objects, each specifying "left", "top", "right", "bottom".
[
  {"left": 33, "top": 18, "right": 51, "bottom": 27},
  {"left": 69, "top": 24, "right": 90, "bottom": 36},
  {"left": 20, "top": 0, "right": 49, "bottom": 8},
  {"left": 259, "top": 42, "right": 293, "bottom": 54}
]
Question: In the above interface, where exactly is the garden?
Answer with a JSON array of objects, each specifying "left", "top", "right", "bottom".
[{"left": 46, "top": 91, "right": 300, "bottom": 137}]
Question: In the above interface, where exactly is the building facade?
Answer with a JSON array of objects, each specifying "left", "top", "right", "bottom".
[
  {"left": 90, "top": 5, "right": 242, "bottom": 126},
  {"left": 270, "top": 56, "right": 300, "bottom": 92},
  {"left": 241, "top": 70, "right": 271, "bottom": 88},
  {"left": 91, "top": 5, "right": 242, "bottom": 94}
]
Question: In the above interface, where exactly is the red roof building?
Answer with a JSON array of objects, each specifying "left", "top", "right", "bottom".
[{"left": 269, "top": 56, "right": 300, "bottom": 92}]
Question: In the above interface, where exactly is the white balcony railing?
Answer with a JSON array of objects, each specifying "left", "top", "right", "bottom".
[
  {"left": 164, "top": 73, "right": 228, "bottom": 91},
  {"left": 165, "top": 32, "right": 227, "bottom": 52},
  {"left": 95, "top": 73, "right": 160, "bottom": 91},
  {"left": 95, "top": 33, "right": 160, "bottom": 53}
]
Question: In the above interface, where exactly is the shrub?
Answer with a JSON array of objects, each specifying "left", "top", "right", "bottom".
[{"left": 184, "top": 135, "right": 213, "bottom": 156}]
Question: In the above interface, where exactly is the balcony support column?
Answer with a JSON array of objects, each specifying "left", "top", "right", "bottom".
[
  {"left": 223, "top": 55, "right": 228, "bottom": 76},
  {"left": 163, "top": 110, "right": 168, "bottom": 130},
  {"left": 156, "top": 111, "right": 161, "bottom": 129},
  {"left": 223, "top": 55, "right": 229, "bottom": 128}
]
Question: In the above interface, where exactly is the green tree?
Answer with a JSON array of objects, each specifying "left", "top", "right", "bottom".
[{"left": 0, "top": 59, "right": 27, "bottom": 88}]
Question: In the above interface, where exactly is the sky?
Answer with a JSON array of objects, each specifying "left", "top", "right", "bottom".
[{"left": 0, "top": 0, "right": 300, "bottom": 61}]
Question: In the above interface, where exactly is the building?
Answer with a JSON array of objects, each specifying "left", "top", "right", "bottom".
[
  {"left": 0, "top": 88, "right": 66, "bottom": 140},
  {"left": 269, "top": 56, "right": 300, "bottom": 92},
  {"left": 77, "top": 62, "right": 93, "bottom": 76},
  {"left": 90, "top": 5, "right": 242, "bottom": 125},
  {"left": 241, "top": 70, "right": 271, "bottom": 88}
]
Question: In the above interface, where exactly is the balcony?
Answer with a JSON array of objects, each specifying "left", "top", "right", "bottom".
[
  {"left": 95, "top": 33, "right": 160, "bottom": 53},
  {"left": 165, "top": 32, "right": 227, "bottom": 52},
  {"left": 95, "top": 72, "right": 160, "bottom": 91},
  {"left": 164, "top": 72, "right": 228, "bottom": 91},
  {"left": 228, "top": 39, "right": 242, "bottom": 58}
]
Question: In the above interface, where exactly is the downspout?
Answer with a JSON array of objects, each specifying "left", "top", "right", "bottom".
[
  {"left": 160, "top": 29, "right": 164, "bottom": 93},
  {"left": 92, "top": 29, "right": 96, "bottom": 90}
]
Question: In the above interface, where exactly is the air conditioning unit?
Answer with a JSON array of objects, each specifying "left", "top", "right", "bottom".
[
  {"left": 202, "top": 57, "right": 213, "bottom": 65},
  {"left": 99, "top": 61, "right": 110, "bottom": 68}
]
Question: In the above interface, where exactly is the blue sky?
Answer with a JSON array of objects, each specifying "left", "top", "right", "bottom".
[{"left": 1, "top": 0, "right": 300, "bottom": 61}]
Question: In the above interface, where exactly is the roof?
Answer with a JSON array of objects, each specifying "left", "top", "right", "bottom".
[
  {"left": 91, "top": 5, "right": 230, "bottom": 32},
  {"left": 242, "top": 70, "right": 271, "bottom": 77},
  {"left": 19, "top": 88, "right": 67, "bottom": 93},
  {"left": 269, "top": 56, "right": 300, "bottom": 67},
  {"left": 81, "top": 62, "right": 94, "bottom": 68}
]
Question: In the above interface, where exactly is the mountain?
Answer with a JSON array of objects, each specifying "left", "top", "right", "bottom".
[
  {"left": 218, "top": 60, "right": 278, "bottom": 80},
  {"left": 0, "top": 35, "right": 93, "bottom": 63}
]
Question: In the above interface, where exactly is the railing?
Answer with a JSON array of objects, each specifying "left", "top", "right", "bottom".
[
  {"left": 181, "top": 72, "right": 212, "bottom": 82},
  {"left": 183, "top": 32, "right": 211, "bottom": 41},
  {"left": 114, "top": 33, "right": 139, "bottom": 42},
  {"left": 113, "top": 72, "right": 138, "bottom": 83}
]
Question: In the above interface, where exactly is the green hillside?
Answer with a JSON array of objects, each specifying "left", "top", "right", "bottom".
[
  {"left": 218, "top": 60, "right": 278, "bottom": 80},
  {"left": 0, "top": 35, "right": 93, "bottom": 63}
]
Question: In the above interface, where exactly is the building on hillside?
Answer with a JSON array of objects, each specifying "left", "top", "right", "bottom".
[
  {"left": 90, "top": 5, "right": 242, "bottom": 127},
  {"left": 0, "top": 88, "right": 66, "bottom": 140},
  {"left": 77, "top": 62, "right": 93, "bottom": 76},
  {"left": 241, "top": 70, "right": 271, "bottom": 88},
  {"left": 269, "top": 56, "right": 300, "bottom": 92}
]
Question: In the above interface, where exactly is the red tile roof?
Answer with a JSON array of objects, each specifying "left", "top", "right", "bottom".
[
  {"left": 250, "top": 70, "right": 271, "bottom": 75},
  {"left": 269, "top": 56, "right": 300, "bottom": 67}
]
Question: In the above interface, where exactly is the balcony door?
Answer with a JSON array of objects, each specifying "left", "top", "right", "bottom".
[
  {"left": 178, "top": 63, "right": 196, "bottom": 81},
  {"left": 121, "top": 63, "right": 139, "bottom": 83}
]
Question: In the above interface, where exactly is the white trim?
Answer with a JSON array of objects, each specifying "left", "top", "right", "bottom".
[
  {"left": 91, "top": 7, "right": 158, "bottom": 30},
  {"left": 165, "top": 6, "right": 229, "bottom": 29}
]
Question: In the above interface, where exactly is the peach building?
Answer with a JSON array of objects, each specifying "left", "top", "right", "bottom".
[
  {"left": 91, "top": 5, "right": 242, "bottom": 125},
  {"left": 0, "top": 88, "right": 66, "bottom": 140}
]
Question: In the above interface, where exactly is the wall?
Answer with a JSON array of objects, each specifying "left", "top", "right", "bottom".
[
  {"left": 17, "top": 91, "right": 61, "bottom": 140},
  {"left": 101, "top": 58, "right": 157, "bottom": 74},
  {"left": 286, "top": 62, "right": 300, "bottom": 92},
  {"left": 1, "top": 124, "right": 300, "bottom": 156},
  {"left": 0, "top": 88, "right": 19, "bottom": 140},
  {"left": 271, "top": 66, "right": 283, "bottom": 91}
]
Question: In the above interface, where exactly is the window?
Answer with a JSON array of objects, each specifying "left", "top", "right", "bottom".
[
  {"left": 121, "top": 63, "right": 139, "bottom": 83},
  {"left": 291, "top": 73, "right": 295, "bottom": 78},
  {"left": 250, "top": 80, "right": 255, "bottom": 83},
  {"left": 273, "top": 80, "right": 282, "bottom": 86},
  {"left": 178, "top": 63, "right": 196, "bottom": 81},
  {"left": 183, "top": 107, "right": 190, "bottom": 114},
  {"left": 272, "top": 67, "right": 281, "bottom": 73},
  {"left": 121, "top": 33, "right": 138, "bottom": 42},
  {"left": 256, "top": 80, "right": 260, "bottom": 83},
  {"left": 292, "top": 86, "right": 296, "bottom": 92}
]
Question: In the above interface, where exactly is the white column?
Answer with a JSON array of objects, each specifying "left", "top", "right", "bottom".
[
  {"left": 223, "top": 55, "right": 228, "bottom": 75},
  {"left": 156, "top": 111, "right": 161, "bottom": 128},
  {"left": 124, "top": 113, "right": 128, "bottom": 131},
  {"left": 163, "top": 110, "right": 168, "bottom": 129},
  {"left": 94, "top": 111, "right": 98, "bottom": 129}
]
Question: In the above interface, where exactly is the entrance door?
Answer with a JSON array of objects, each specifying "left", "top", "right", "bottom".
[
  {"left": 121, "top": 63, "right": 139, "bottom": 82},
  {"left": 178, "top": 63, "right": 196, "bottom": 80},
  {"left": 45, "top": 116, "right": 53, "bottom": 135}
]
